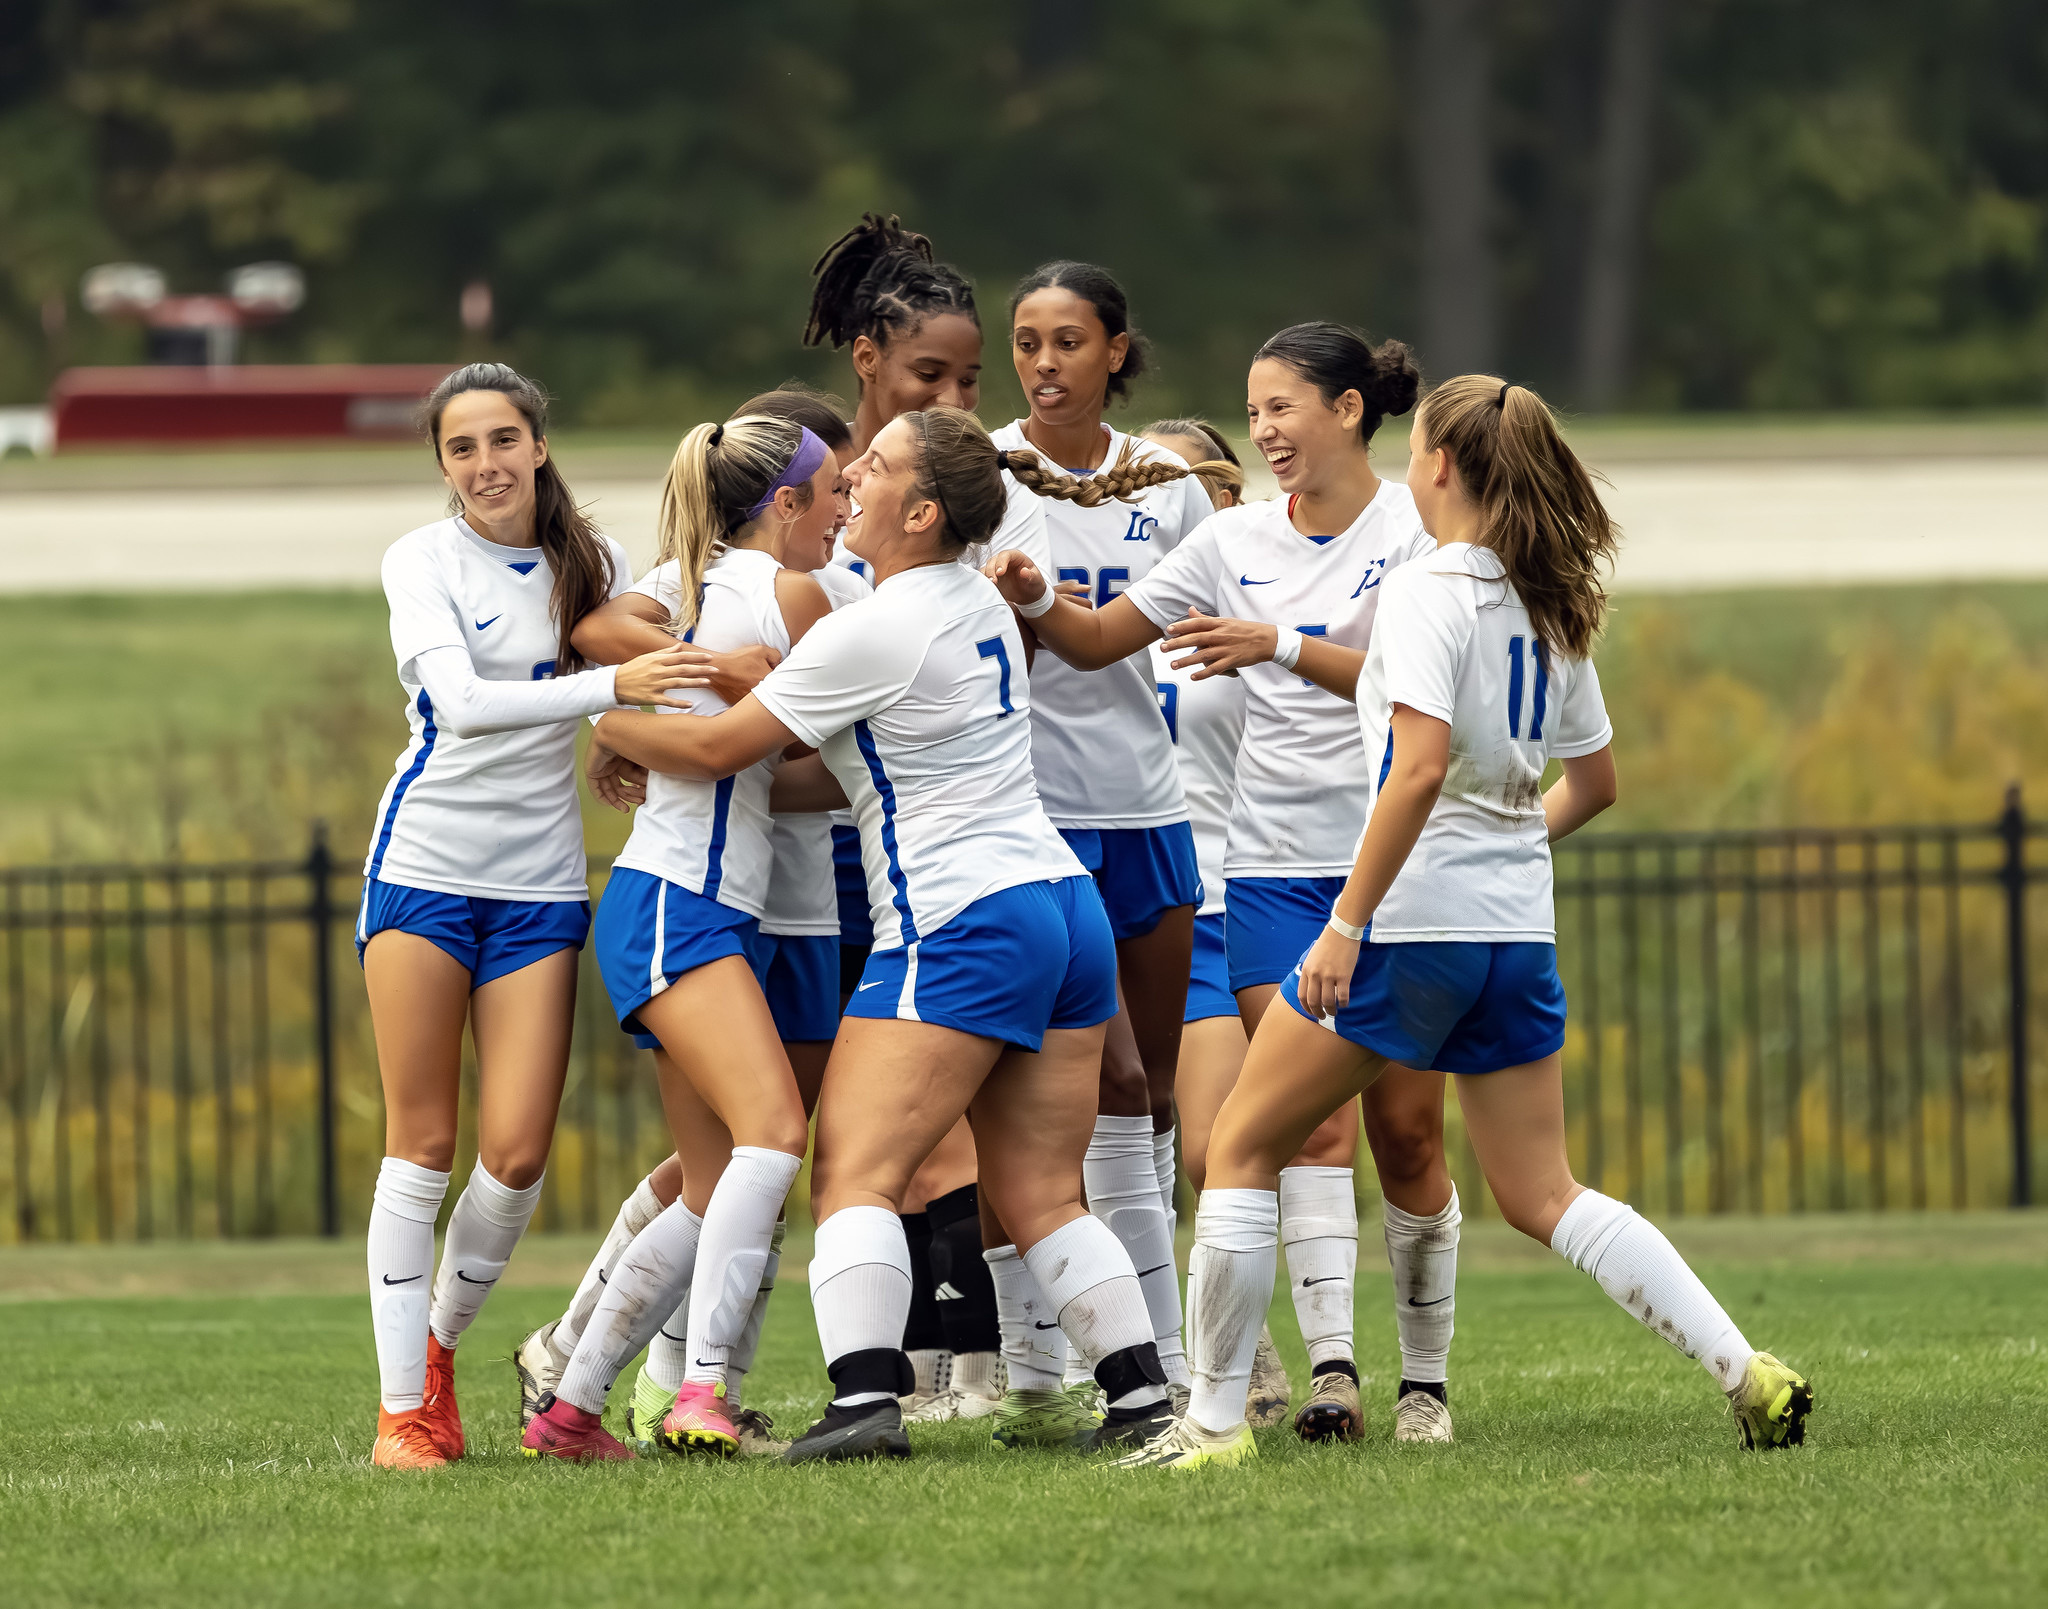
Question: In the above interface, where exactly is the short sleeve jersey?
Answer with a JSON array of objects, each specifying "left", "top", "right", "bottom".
[
  {"left": 752, "top": 560, "right": 1083, "bottom": 951},
  {"left": 1356, "top": 543, "right": 1613, "bottom": 942},
  {"left": 611, "top": 547, "right": 791, "bottom": 917},
  {"left": 761, "top": 562, "right": 874, "bottom": 937},
  {"left": 1124, "top": 483, "right": 1435, "bottom": 878},
  {"left": 1150, "top": 641, "right": 1243, "bottom": 917},
  {"left": 990, "top": 421, "right": 1207, "bottom": 831},
  {"left": 366, "top": 517, "right": 631, "bottom": 901}
]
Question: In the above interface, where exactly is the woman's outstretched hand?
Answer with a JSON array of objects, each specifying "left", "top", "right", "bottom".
[
  {"left": 585, "top": 737, "right": 647, "bottom": 813},
  {"left": 1163, "top": 608, "right": 1277, "bottom": 680},
  {"left": 983, "top": 549, "right": 1050, "bottom": 609}
]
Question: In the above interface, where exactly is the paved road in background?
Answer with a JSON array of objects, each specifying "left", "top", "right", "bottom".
[{"left": 3, "top": 449, "right": 2042, "bottom": 594}]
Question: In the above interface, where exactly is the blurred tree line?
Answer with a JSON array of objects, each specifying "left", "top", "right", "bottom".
[{"left": 2, "top": 0, "right": 2044, "bottom": 422}]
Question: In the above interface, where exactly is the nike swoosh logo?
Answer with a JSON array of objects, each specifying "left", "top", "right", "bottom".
[
  {"left": 381, "top": 1273, "right": 422, "bottom": 1285},
  {"left": 474, "top": 614, "right": 502, "bottom": 631},
  {"left": 856, "top": 981, "right": 883, "bottom": 991},
  {"left": 597, "top": 1270, "right": 606, "bottom": 1283},
  {"left": 1301, "top": 1275, "right": 1344, "bottom": 1287},
  {"left": 658, "top": 1329, "right": 686, "bottom": 1344},
  {"left": 1239, "top": 575, "right": 1277, "bottom": 586},
  {"left": 454, "top": 1270, "right": 496, "bottom": 1285},
  {"left": 1136, "top": 1264, "right": 1173, "bottom": 1278},
  {"left": 1408, "top": 1294, "right": 1452, "bottom": 1307},
  {"left": 1033, "top": 1321, "right": 1061, "bottom": 1330},
  {"left": 694, "top": 1359, "right": 722, "bottom": 1370}
]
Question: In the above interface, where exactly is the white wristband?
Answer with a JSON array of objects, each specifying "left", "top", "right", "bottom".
[
  {"left": 1015, "top": 581, "right": 1057, "bottom": 619},
  {"left": 1271, "top": 627, "right": 1304, "bottom": 670},
  {"left": 1326, "top": 914, "right": 1366, "bottom": 942}
]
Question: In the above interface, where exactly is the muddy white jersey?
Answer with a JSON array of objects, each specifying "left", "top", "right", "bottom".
[
  {"left": 1150, "top": 642, "right": 1242, "bottom": 917},
  {"left": 752, "top": 560, "right": 1083, "bottom": 951},
  {"left": 990, "top": 420, "right": 1204, "bottom": 831},
  {"left": 1357, "top": 543, "right": 1613, "bottom": 942},
  {"left": 1127, "top": 483, "right": 1435, "bottom": 878},
  {"left": 761, "top": 563, "right": 873, "bottom": 936},
  {"left": 366, "top": 517, "right": 631, "bottom": 901},
  {"left": 611, "top": 547, "right": 791, "bottom": 917}
]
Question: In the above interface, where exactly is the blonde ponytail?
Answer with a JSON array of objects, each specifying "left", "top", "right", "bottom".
[
  {"left": 1418, "top": 375, "right": 1619, "bottom": 659},
  {"left": 652, "top": 414, "right": 810, "bottom": 633}
]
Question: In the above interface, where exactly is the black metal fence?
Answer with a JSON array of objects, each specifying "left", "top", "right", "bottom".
[{"left": 3, "top": 799, "right": 2042, "bottom": 1244}]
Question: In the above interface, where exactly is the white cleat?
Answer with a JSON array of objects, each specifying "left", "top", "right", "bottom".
[
  {"left": 905, "top": 1387, "right": 1002, "bottom": 1423},
  {"left": 514, "top": 1320, "right": 565, "bottom": 1430},
  {"left": 1393, "top": 1388, "right": 1454, "bottom": 1443},
  {"left": 900, "top": 1348, "right": 953, "bottom": 1417}
]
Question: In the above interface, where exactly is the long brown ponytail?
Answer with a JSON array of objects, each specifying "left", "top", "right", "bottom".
[
  {"left": 1418, "top": 376, "right": 1619, "bottom": 659},
  {"left": 425, "top": 362, "right": 615, "bottom": 674}
]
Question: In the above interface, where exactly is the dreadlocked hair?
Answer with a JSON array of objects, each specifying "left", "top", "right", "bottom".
[
  {"left": 1142, "top": 417, "right": 1245, "bottom": 506},
  {"left": 654, "top": 413, "right": 812, "bottom": 634},
  {"left": 803, "top": 213, "right": 978, "bottom": 367},
  {"left": 1001, "top": 437, "right": 1193, "bottom": 509},
  {"left": 424, "top": 362, "right": 616, "bottom": 675},
  {"left": 1419, "top": 376, "right": 1619, "bottom": 659}
]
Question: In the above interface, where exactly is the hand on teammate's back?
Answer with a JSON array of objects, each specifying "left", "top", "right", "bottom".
[
  {"left": 613, "top": 644, "right": 705, "bottom": 708},
  {"left": 584, "top": 738, "right": 647, "bottom": 813}
]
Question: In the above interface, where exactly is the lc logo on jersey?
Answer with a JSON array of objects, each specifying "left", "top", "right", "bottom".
[
  {"left": 1122, "top": 511, "right": 1158, "bottom": 543},
  {"left": 1350, "top": 559, "right": 1388, "bottom": 599}
]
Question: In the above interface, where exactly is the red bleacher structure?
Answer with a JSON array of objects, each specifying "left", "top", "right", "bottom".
[{"left": 50, "top": 364, "right": 460, "bottom": 449}]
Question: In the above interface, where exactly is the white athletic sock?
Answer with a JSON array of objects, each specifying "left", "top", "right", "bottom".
[
  {"left": 810, "top": 1204, "right": 913, "bottom": 1406},
  {"left": 1550, "top": 1190, "right": 1755, "bottom": 1391},
  {"left": 645, "top": 1296, "right": 692, "bottom": 1392},
  {"left": 1185, "top": 1188, "right": 1278, "bottom": 1433},
  {"left": 1085, "top": 1114, "right": 1186, "bottom": 1386},
  {"left": 1152, "top": 1126, "right": 1188, "bottom": 1384},
  {"left": 428, "top": 1162, "right": 543, "bottom": 1350},
  {"left": 366, "top": 1157, "right": 449, "bottom": 1412},
  {"left": 1025, "top": 1215, "right": 1164, "bottom": 1410},
  {"left": 683, "top": 1147, "right": 802, "bottom": 1387},
  {"left": 1153, "top": 1125, "right": 1179, "bottom": 1228},
  {"left": 724, "top": 1215, "right": 784, "bottom": 1413},
  {"left": 1385, "top": 1186, "right": 1460, "bottom": 1385},
  {"left": 1281, "top": 1166, "right": 1357, "bottom": 1372},
  {"left": 556, "top": 1200, "right": 702, "bottom": 1413},
  {"left": 986, "top": 1243, "right": 1065, "bottom": 1390},
  {"left": 551, "top": 1172, "right": 665, "bottom": 1366}
]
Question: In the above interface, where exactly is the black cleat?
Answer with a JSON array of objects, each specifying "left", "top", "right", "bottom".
[
  {"left": 1072, "top": 1395, "right": 1175, "bottom": 1453},
  {"left": 783, "top": 1397, "right": 914, "bottom": 1465}
]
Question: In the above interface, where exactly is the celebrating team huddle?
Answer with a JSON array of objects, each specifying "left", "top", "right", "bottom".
[{"left": 355, "top": 214, "right": 1816, "bottom": 1474}]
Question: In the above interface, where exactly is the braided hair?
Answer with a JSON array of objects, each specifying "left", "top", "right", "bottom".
[
  {"left": 803, "top": 214, "right": 978, "bottom": 363},
  {"left": 1143, "top": 417, "right": 1245, "bottom": 506},
  {"left": 1001, "top": 438, "right": 1192, "bottom": 508}
]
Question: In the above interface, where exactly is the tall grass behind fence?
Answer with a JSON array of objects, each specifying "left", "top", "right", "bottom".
[{"left": 2, "top": 804, "right": 2042, "bottom": 1244}]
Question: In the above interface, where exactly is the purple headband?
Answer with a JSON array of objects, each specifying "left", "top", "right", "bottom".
[{"left": 743, "top": 425, "right": 831, "bottom": 520}]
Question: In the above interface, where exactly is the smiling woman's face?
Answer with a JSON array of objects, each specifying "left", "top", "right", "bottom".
[
  {"left": 1245, "top": 357, "right": 1363, "bottom": 500},
  {"left": 436, "top": 390, "right": 546, "bottom": 537}
]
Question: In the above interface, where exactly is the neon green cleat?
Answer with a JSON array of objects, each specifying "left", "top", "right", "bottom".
[
  {"left": 624, "top": 1366, "right": 677, "bottom": 1453},
  {"left": 1064, "top": 1380, "right": 1105, "bottom": 1421},
  {"left": 990, "top": 1386, "right": 1100, "bottom": 1449},
  {"left": 1113, "top": 1415, "right": 1258, "bottom": 1470},
  {"left": 1729, "top": 1352, "right": 1813, "bottom": 1450}
]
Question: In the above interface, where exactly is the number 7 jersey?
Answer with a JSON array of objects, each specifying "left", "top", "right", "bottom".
[
  {"left": 751, "top": 560, "right": 1084, "bottom": 951},
  {"left": 1355, "top": 542, "right": 1613, "bottom": 943}
]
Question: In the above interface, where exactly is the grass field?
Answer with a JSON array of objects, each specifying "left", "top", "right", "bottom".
[{"left": 6, "top": 1216, "right": 2045, "bottom": 1607}]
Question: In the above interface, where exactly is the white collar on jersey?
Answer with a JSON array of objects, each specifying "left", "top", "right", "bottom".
[{"left": 1424, "top": 541, "right": 1507, "bottom": 579}]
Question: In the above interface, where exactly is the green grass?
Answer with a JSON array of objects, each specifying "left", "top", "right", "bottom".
[{"left": 5, "top": 1218, "right": 2045, "bottom": 1607}]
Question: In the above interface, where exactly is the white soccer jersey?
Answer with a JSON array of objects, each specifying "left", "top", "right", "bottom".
[
  {"left": 610, "top": 547, "right": 792, "bottom": 917},
  {"left": 365, "top": 517, "right": 631, "bottom": 901},
  {"left": 752, "top": 560, "right": 1083, "bottom": 951},
  {"left": 761, "top": 563, "right": 873, "bottom": 937},
  {"left": 1150, "top": 641, "right": 1243, "bottom": 917},
  {"left": 1357, "top": 543, "right": 1613, "bottom": 942},
  {"left": 990, "top": 421, "right": 1206, "bottom": 831},
  {"left": 1125, "top": 483, "right": 1435, "bottom": 878}
]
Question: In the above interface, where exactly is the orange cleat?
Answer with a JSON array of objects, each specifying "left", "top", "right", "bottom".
[
  {"left": 373, "top": 1405, "right": 449, "bottom": 1469},
  {"left": 422, "top": 1334, "right": 464, "bottom": 1460}
]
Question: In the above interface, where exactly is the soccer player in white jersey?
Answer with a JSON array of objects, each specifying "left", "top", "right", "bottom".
[
  {"left": 1122, "top": 376, "right": 1816, "bottom": 1470},
  {"left": 568, "top": 407, "right": 1176, "bottom": 1463},
  {"left": 519, "top": 412, "right": 840, "bottom": 1462},
  {"left": 358, "top": 363, "right": 697, "bottom": 1470},
  {"left": 989, "top": 325, "right": 1465, "bottom": 1445},
  {"left": 1139, "top": 418, "right": 1291, "bottom": 1429},
  {"left": 802, "top": 217, "right": 1012, "bottom": 1418},
  {"left": 976, "top": 260, "right": 1217, "bottom": 1441}
]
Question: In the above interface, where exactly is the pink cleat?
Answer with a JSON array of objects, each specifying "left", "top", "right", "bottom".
[
  {"left": 521, "top": 1394, "right": 634, "bottom": 1462},
  {"left": 658, "top": 1380, "right": 741, "bottom": 1459}
]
